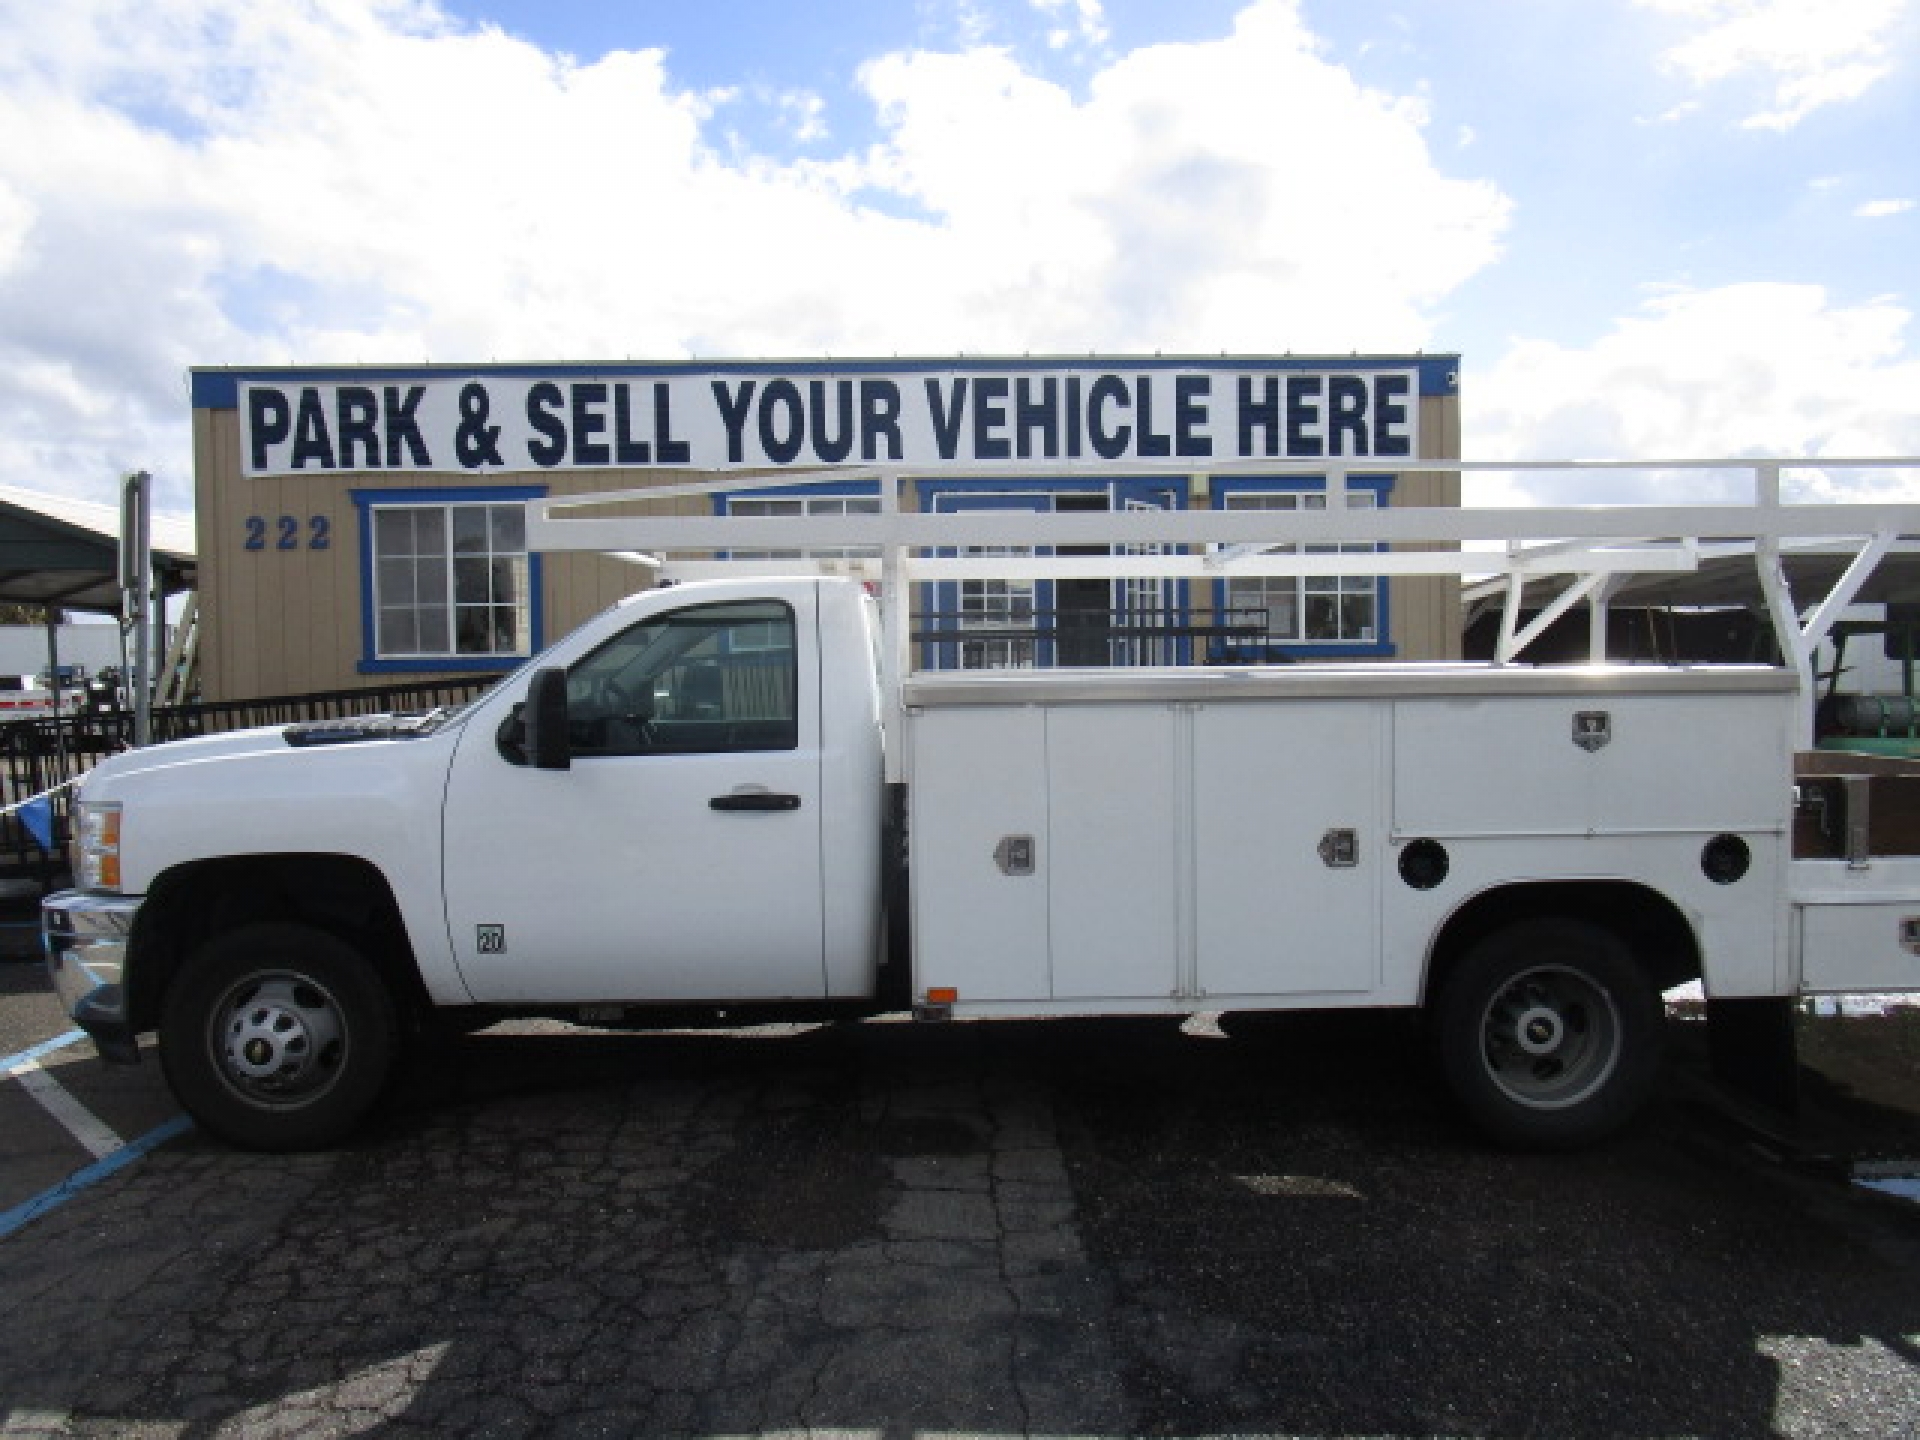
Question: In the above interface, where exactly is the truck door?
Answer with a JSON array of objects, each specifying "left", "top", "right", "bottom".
[{"left": 441, "top": 593, "right": 826, "bottom": 1003}]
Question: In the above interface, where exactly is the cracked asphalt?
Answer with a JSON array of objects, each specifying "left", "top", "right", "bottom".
[{"left": 6, "top": 985, "right": 1920, "bottom": 1439}]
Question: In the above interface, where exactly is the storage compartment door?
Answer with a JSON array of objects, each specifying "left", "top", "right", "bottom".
[
  {"left": 1193, "top": 702, "right": 1381, "bottom": 998},
  {"left": 1047, "top": 705, "right": 1181, "bottom": 1001},
  {"left": 1798, "top": 898, "right": 1920, "bottom": 992},
  {"left": 909, "top": 706, "right": 1052, "bottom": 1002}
]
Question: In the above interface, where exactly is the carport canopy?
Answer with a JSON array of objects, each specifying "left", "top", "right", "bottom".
[
  {"left": 0, "top": 484, "right": 195, "bottom": 616},
  {"left": 1465, "top": 543, "right": 1920, "bottom": 623}
]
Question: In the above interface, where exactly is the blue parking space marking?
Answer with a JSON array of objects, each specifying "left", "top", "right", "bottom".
[
  {"left": 1, "top": 1029, "right": 86, "bottom": 1073},
  {"left": 0, "top": 1114, "right": 193, "bottom": 1242}
]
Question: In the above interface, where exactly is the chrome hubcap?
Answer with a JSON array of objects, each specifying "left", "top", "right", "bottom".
[
  {"left": 1515, "top": 1005, "right": 1566, "bottom": 1055},
  {"left": 1480, "top": 965, "right": 1621, "bottom": 1111},
  {"left": 214, "top": 974, "right": 347, "bottom": 1105}
]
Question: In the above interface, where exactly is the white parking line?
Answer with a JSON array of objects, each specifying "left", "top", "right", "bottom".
[
  {"left": 6, "top": 1056, "right": 124, "bottom": 1159},
  {"left": 0, "top": 1407, "right": 71, "bottom": 1437},
  {"left": 0, "top": 1413, "right": 71, "bottom": 1436},
  {"left": 1, "top": 1026, "right": 193, "bottom": 1243}
]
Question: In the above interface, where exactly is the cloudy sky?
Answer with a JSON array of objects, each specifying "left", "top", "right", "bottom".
[{"left": 0, "top": 0, "right": 1915, "bottom": 515}]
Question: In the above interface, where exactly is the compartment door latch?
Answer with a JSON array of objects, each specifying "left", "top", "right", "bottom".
[
  {"left": 1318, "top": 828, "right": 1360, "bottom": 869},
  {"left": 994, "top": 834, "right": 1037, "bottom": 877}
]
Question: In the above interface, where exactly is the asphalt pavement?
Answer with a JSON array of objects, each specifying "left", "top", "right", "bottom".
[{"left": 5, "top": 960, "right": 1920, "bottom": 1439}]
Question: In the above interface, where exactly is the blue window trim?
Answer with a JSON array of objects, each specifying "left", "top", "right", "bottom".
[
  {"left": 710, "top": 479, "right": 884, "bottom": 567},
  {"left": 351, "top": 485, "right": 547, "bottom": 675},
  {"left": 710, "top": 478, "right": 882, "bottom": 513},
  {"left": 913, "top": 477, "right": 1189, "bottom": 505},
  {"left": 1208, "top": 474, "right": 1397, "bottom": 661}
]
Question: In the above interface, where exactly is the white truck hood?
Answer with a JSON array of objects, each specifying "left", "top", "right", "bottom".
[{"left": 77, "top": 712, "right": 456, "bottom": 787}]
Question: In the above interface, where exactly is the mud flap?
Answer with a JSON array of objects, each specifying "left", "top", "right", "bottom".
[
  {"left": 877, "top": 782, "right": 913, "bottom": 1012},
  {"left": 1708, "top": 997, "right": 1801, "bottom": 1114}
]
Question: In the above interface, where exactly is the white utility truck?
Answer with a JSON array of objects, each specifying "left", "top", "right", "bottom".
[{"left": 44, "top": 458, "right": 1920, "bottom": 1150}]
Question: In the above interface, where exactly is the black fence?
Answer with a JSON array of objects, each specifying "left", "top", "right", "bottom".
[
  {"left": 0, "top": 676, "right": 498, "bottom": 912},
  {"left": 913, "top": 607, "right": 1272, "bottom": 667}
]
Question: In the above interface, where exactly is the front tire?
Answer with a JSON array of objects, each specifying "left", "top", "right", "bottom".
[
  {"left": 160, "top": 923, "right": 397, "bottom": 1151},
  {"left": 1433, "top": 919, "right": 1663, "bottom": 1150}
]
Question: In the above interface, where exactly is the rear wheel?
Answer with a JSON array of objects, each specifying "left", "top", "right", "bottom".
[
  {"left": 1433, "top": 919, "right": 1663, "bottom": 1149},
  {"left": 159, "top": 922, "right": 397, "bottom": 1151}
]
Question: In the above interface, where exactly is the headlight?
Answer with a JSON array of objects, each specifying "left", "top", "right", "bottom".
[{"left": 76, "top": 802, "right": 123, "bottom": 892}]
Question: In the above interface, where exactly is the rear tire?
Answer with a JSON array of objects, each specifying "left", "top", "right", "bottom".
[
  {"left": 1433, "top": 918, "right": 1663, "bottom": 1150},
  {"left": 159, "top": 922, "right": 397, "bottom": 1151}
]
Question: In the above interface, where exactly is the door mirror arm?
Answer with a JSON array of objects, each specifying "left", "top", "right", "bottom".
[{"left": 495, "top": 704, "right": 527, "bottom": 764}]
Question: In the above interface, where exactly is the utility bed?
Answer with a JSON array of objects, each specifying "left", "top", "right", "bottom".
[{"left": 906, "top": 659, "right": 1799, "bottom": 1017}]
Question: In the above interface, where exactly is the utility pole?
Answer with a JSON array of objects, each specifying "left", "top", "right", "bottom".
[{"left": 120, "top": 470, "right": 152, "bottom": 748}]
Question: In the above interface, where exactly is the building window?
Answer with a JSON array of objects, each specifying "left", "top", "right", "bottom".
[
  {"left": 355, "top": 487, "right": 543, "bottom": 673},
  {"left": 959, "top": 562, "right": 1038, "bottom": 670},
  {"left": 723, "top": 491, "right": 881, "bottom": 560},
  {"left": 716, "top": 486, "right": 882, "bottom": 650},
  {"left": 1218, "top": 483, "right": 1390, "bottom": 654}
]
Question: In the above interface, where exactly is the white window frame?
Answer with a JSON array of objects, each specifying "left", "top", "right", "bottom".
[
  {"left": 724, "top": 492, "right": 882, "bottom": 561},
  {"left": 368, "top": 497, "right": 535, "bottom": 664},
  {"left": 1221, "top": 486, "right": 1385, "bottom": 649}
]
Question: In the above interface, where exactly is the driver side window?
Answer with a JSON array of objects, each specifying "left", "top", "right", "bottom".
[{"left": 565, "top": 600, "right": 798, "bottom": 757}]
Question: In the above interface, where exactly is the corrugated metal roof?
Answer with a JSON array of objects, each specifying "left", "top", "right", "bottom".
[
  {"left": 0, "top": 484, "right": 195, "bottom": 613},
  {"left": 0, "top": 485, "right": 193, "bottom": 558}
]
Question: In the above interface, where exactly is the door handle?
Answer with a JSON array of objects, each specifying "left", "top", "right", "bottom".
[{"left": 710, "top": 792, "right": 802, "bottom": 812}]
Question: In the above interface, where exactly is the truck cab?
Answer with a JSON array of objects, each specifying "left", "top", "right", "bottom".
[{"left": 46, "top": 577, "right": 885, "bottom": 1149}]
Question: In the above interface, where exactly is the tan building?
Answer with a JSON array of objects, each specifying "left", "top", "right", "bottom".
[{"left": 190, "top": 357, "right": 1462, "bottom": 702}]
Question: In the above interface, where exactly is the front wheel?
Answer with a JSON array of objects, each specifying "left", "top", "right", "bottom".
[
  {"left": 160, "top": 923, "right": 397, "bottom": 1151},
  {"left": 1432, "top": 919, "right": 1664, "bottom": 1150}
]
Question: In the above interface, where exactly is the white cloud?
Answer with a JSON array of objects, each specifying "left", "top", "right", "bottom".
[
  {"left": 1472, "top": 283, "right": 1920, "bottom": 502},
  {"left": 1856, "top": 198, "right": 1916, "bottom": 218},
  {"left": 849, "top": 3, "right": 1508, "bottom": 349},
  {"left": 0, "top": 0, "right": 1510, "bottom": 507},
  {"left": 1637, "top": 0, "right": 1909, "bottom": 130},
  {"left": 1032, "top": 0, "right": 1110, "bottom": 52},
  {"left": 942, "top": 0, "right": 997, "bottom": 50},
  {"left": 778, "top": 89, "right": 830, "bottom": 144}
]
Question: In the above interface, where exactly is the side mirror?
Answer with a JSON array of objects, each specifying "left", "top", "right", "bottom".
[{"left": 522, "top": 667, "right": 572, "bottom": 770}]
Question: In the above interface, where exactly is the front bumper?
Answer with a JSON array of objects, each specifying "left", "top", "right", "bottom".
[{"left": 43, "top": 890, "right": 145, "bottom": 1064}]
